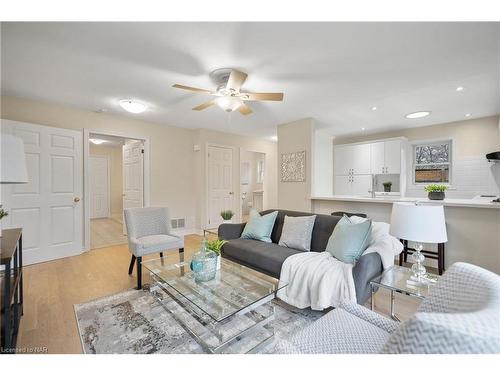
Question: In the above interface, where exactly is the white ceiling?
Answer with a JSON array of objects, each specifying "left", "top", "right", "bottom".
[{"left": 1, "top": 22, "right": 499, "bottom": 139}]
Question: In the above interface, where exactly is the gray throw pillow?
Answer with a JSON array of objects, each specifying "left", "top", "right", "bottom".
[{"left": 278, "top": 215, "right": 317, "bottom": 251}]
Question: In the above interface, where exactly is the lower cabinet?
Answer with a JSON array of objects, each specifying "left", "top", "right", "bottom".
[{"left": 334, "top": 174, "right": 372, "bottom": 195}]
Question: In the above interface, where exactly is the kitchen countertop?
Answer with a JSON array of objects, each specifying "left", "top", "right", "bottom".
[{"left": 311, "top": 195, "right": 500, "bottom": 209}]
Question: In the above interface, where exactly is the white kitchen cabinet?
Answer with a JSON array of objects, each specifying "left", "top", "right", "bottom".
[
  {"left": 334, "top": 175, "right": 372, "bottom": 195},
  {"left": 370, "top": 139, "right": 402, "bottom": 174},
  {"left": 370, "top": 141, "right": 385, "bottom": 174},
  {"left": 352, "top": 175, "right": 372, "bottom": 195},
  {"left": 334, "top": 143, "right": 371, "bottom": 175},
  {"left": 384, "top": 139, "right": 402, "bottom": 174}
]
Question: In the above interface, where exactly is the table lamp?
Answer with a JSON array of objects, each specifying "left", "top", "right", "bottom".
[
  {"left": 1, "top": 134, "right": 29, "bottom": 237},
  {"left": 390, "top": 202, "right": 447, "bottom": 283}
]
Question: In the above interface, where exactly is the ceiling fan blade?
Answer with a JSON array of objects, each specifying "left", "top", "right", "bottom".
[
  {"left": 173, "top": 84, "right": 213, "bottom": 94},
  {"left": 238, "top": 103, "right": 253, "bottom": 115},
  {"left": 226, "top": 70, "right": 248, "bottom": 91},
  {"left": 192, "top": 100, "right": 216, "bottom": 111},
  {"left": 240, "top": 92, "right": 284, "bottom": 101}
]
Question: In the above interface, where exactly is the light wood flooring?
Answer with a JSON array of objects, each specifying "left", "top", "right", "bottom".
[
  {"left": 90, "top": 216, "right": 128, "bottom": 249},
  {"left": 17, "top": 234, "right": 420, "bottom": 354}
]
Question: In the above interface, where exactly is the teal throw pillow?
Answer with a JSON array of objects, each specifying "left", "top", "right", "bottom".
[
  {"left": 326, "top": 215, "right": 372, "bottom": 264},
  {"left": 241, "top": 210, "right": 278, "bottom": 243}
]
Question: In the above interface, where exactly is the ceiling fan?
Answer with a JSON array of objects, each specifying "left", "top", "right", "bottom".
[{"left": 172, "top": 68, "right": 284, "bottom": 115}]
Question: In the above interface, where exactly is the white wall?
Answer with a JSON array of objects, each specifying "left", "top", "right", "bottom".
[
  {"left": 89, "top": 143, "right": 123, "bottom": 216},
  {"left": 277, "top": 118, "right": 314, "bottom": 212},
  {"left": 312, "top": 129, "right": 333, "bottom": 196}
]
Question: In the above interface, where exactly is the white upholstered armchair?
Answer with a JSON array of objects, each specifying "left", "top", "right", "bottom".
[{"left": 124, "top": 207, "right": 184, "bottom": 289}]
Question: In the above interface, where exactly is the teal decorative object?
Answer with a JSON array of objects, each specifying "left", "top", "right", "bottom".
[
  {"left": 326, "top": 215, "right": 372, "bottom": 264},
  {"left": 241, "top": 210, "right": 278, "bottom": 243},
  {"left": 191, "top": 238, "right": 217, "bottom": 282}
]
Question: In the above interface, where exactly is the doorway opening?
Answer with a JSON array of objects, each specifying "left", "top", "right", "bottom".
[
  {"left": 87, "top": 132, "right": 145, "bottom": 250},
  {"left": 240, "top": 150, "right": 265, "bottom": 223}
]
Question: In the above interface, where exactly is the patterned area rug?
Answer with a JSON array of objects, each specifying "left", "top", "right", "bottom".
[{"left": 74, "top": 287, "right": 324, "bottom": 354}]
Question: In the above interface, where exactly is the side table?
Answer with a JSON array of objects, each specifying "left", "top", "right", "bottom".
[
  {"left": 1, "top": 228, "right": 23, "bottom": 353},
  {"left": 370, "top": 265, "right": 438, "bottom": 321}
]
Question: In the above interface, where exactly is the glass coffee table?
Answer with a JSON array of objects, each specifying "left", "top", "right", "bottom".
[
  {"left": 370, "top": 265, "right": 439, "bottom": 321},
  {"left": 142, "top": 255, "right": 288, "bottom": 354}
]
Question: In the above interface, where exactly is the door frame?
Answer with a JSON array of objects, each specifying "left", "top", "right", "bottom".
[
  {"left": 205, "top": 143, "right": 235, "bottom": 229},
  {"left": 238, "top": 148, "right": 267, "bottom": 223},
  {"left": 88, "top": 154, "right": 111, "bottom": 219},
  {"left": 83, "top": 129, "right": 151, "bottom": 251}
]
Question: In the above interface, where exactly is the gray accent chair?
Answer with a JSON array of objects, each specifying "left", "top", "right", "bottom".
[
  {"left": 219, "top": 209, "right": 383, "bottom": 304},
  {"left": 124, "top": 207, "right": 184, "bottom": 290},
  {"left": 276, "top": 262, "right": 500, "bottom": 354}
]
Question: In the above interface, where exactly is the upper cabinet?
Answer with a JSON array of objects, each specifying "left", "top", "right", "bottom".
[
  {"left": 370, "top": 139, "right": 402, "bottom": 174},
  {"left": 334, "top": 143, "right": 371, "bottom": 175}
]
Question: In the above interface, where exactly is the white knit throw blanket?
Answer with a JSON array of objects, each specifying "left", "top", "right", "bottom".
[{"left": 277, "top": 252, "right": 356, "bottom": 311}]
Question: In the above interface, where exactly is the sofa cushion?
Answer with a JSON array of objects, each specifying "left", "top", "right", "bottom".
[
  {"left": 260, "top": 209, "right": 341, "bottom": 252},
  {"left": 222, "top": 238, "right": 301, "bottom": 278},
  {"left": 278, "top": 214, "right": 316, "bottom": 251},
  {"left": 241, "top": 210, "right": 278, "bottom": 243},
  {"left": 326, "top": 215, "right": 372, "bottom": 264}
]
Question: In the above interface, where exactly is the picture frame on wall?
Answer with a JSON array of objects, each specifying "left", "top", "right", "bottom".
[{"left": 281, "top": 151, "right": 306, "bottom": 182}]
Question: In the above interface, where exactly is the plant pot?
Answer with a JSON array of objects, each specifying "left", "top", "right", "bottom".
[
  {"left": 383, "top": 186, "right": 391, "bottom": 192},
  {"left": 216, "top": 255, "right": 221, "bottom": 270},
  {"left": 222, "top": 219, "right": 233, "bottom": 224},
  {"left": 428, "top": 191, "right": 445, "bottom": 200}
]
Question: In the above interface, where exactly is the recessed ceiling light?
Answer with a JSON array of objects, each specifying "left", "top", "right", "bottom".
[
  {"left": 405, "top": 111, "right": 431, "bottom": 119},
  {"left": 465, "top": 113, "right": 472, "bottom": 117},
  {"left": 371, "top": 106, "right": 377, "bottom": 111},
  {"left": 361, "top": 127, "right": 366, "bottom": 131},
  {"left": 119, "top": 100, "right": 147, "bottom": 114},
  {"left": 90, "top": 138, "right": 107, "bottom": 145},
  {"left": 456, "top": 86, "right": 464, "bottom": 92}
]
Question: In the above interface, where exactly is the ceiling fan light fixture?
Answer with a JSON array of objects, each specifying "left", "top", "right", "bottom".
[
  {"left": 119, "top": 99, "right": 147, "bottom": 114},
  {"left": 216, "top": 96, "right": 242, "bottom": 112}
]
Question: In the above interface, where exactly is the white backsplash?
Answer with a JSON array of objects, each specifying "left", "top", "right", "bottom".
[{"left": 406, "top": 156, "right": 500, "bottom": 198}]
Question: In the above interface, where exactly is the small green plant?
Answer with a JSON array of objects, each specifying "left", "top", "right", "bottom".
[
  {"left": 220, "top": 210, "right": 234, "bottom": 220},
  {"left": 382, "top": 181, "right": 392, "bottom": 188},
  {"left": 206, "top": 239, "right": 228, "bottom": 256},
  {"left": 0, "top": 205, "right": 8, "bottom": 220},
  {"left": 424, "top": 184, "right": 448, "bottom": 193}
]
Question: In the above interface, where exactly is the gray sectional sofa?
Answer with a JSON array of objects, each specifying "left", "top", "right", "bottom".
[{"left": 219, "top": 209, "right": 383, "bottom": 304}]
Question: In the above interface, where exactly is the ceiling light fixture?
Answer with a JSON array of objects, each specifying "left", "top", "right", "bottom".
[
  {"left": 89, "top": 138, "right": 107, "bottom": 145},
  {"left": 119, "top": 100, "right": 147, "bottom": 114},
  {"left": 361, "top": 127, "right": 366, "bottom": 131},
  {"left": 456, "top": 86, "right": 464, "bottom": 92},
  {"left": 465, "top": 113, "right": 472, "bottom": 117},
  {"left": 405, "top": 111, "right": 431, "bottom": 119},
  {"left": 216, "top": 96, "right": 242, "bottom": 112},
  {"left": 371, "top": 106, "right": 377, "bottom": 111}
]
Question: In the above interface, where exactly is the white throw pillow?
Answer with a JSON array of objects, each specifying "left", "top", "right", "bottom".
[{"left": 278, "top": 215, "right": 317, "bottom": 251}]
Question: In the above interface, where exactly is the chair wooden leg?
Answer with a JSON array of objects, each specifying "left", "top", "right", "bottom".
[
  {"left": 179, "top": 247, "right": 184, "bottom": 262},
  {"left": 136, "top": 256, "right": 142, "bottom": 290},
  {"left": 438, "top": 243, "right": 445, "bottom": 275},
  {"left": 128, "top": 255, "right": 136, "bottom": 275}
]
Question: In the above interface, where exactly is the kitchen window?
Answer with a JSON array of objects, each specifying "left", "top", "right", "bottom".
[{"left": 413, "top": 140, "right": 452, "bottom": 184}]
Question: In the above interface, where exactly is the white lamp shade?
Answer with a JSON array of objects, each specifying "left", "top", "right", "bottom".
[
  {"left": 390, "top": 202, "right": 448, "bottom": 243},
  {"left": 1, "top": 134, "right": 29, "bottom": 184}
]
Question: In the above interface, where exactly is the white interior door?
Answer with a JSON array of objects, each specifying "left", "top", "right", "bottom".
[
  {"left": 1, "top": 119, "right": 83, "bottom": 265},
  {"left": 208, "top": 145, "right": 233, "bottom": 227},
  {"left": 122, "top": 140, "right": 144, "bottom": 233},
  {"left": 89, "top": 155, "right": 110, "bottom": 219}
]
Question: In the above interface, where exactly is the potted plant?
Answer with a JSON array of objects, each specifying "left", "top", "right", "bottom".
[
  {"left": 0, "top": 205, "right": 8, "bottom": 237},
  {"left": 382, "top": 181, "right": 392, "bottom": 192},
  {"left": 206, "top": 239, "right": 228, "bottom": 269},
  {"left": 220, "top": 210, "right": 234, "bottom": 224},
  {"left": 424, "top": 184, "right": 448, "bottom": 200}
]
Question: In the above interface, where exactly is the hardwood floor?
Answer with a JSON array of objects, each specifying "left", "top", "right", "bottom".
[
  {"left": 16, "top": 234, "right": 420, "bottom": 354},
  {"left": 90, "top": 216, "right": 128, "bottom": 249}
]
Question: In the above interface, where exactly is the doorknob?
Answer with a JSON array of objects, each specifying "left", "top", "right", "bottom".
[{"left": 74, "top": 197, "right": 81, "bottom": 203}]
